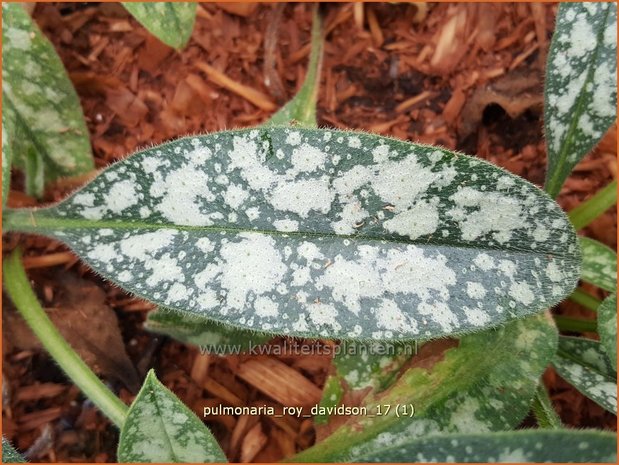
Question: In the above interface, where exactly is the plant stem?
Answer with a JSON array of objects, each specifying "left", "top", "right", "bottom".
[
  {"left": 568, "top": 180, "right": 617, "bottom": 230},
  {"left": 3, "top": 248, "right": 128, "bottom": 427},
  {"left": 568, "top": 288, "right": 601, "bottom": 312},
  {"left": 553, "top": 315, "right": 597, "bottom": 333},
  {"left": 531, "top": 383, "right": 563, "bottom": 429}
]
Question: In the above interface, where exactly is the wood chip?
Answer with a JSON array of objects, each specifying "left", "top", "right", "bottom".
[
  {"left": 240, "top": 422, "right": 268, "bottom": 463},
  {"left": 236, "top": 358, "right": 322, "bottom": 406}
]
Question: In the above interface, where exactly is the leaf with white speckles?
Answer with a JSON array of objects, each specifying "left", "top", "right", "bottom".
[
  {"left": 145, "top": 308, "right": 272, "bottom": 353},
  {"left": 598, "top": 293, "right": 617, "bottom": 370},
  {"left": 292, "top": 314, "right": 557, "bottom": 461},
  {"left": 2, "top": 437, "right": 26, "bottom": 463},
  {"left": 544, "top": 2, "right": 617, "bottom": 198},
  {"left": 351, "top": 430, "right": 617, "bottom": 463},
  {"left": 4, "top": 128, "right": 581, "bottom": 341},
  {"left": 122, "top": 2, "right": 196, "bottom": 49},
  {"left": 553, "top": 336, "right": 617, "bottom": 414},
  {"left": 2, "top": 3, "right": 94, "bottom": 194},
  {"left": 314, "top": 375, "right": 344, "bottom": 425},
  {"left": 117, "top": 370, "right": 227, "bottom": 463},
  {"left": 581, "top": 237, "right": 617, "bottom": 292}
]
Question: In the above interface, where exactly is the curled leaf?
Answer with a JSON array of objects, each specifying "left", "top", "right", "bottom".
[{"left": 4, "top": 128, "right": 580, "bottom": 341}]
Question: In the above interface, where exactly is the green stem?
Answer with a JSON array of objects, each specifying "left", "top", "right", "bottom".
[
  {"left": 568, "top": 288, "right": 601, "bottom": 312},
  {"left": 553, "top": 315, "right": 597, "bottom": 333},
  {"left": 568, "top": 180, "right": 617, "bottom": 230},
  {"left": 531, "top": 383, "right": 563, "bottom": 429},
  {"left": 3, "top": 248, "right": 128, "bottom": 427}
]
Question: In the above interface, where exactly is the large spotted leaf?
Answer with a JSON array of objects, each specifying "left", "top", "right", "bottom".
[
  {"left": 351, "top": 430, "right": 617, "bottom": 463},
  {"left": 2, "top": 3, "right": 94, "bottom": 194},
  {"left": 544, "top": 2, "right": 617, "bottom": 198},
  {"left": 117, "top": 370, "right": 226, "bottom": 463},
  {"left": 2, "top": 103, "right": 16, "bottom": 207},
  {"left": 598, "top": 293, "right": 617, "bottom": 370},
  {"left": 581, "top": 237, "right": 617, "bottom": 292},
  {"left": 553, "top": 336, "right": 617, "bottom": 414},
  {"left": 291, "top": 314, "right": 557, "bottom": 461},
  {"left": 3, "top": 128, "right": 580, "bottom": 341},
  {"left": 122, "top": 2, "right": 196, "bottom": 50}
]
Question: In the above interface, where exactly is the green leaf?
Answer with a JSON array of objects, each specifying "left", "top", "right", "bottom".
[
  {"left": 314, "top": 375, "right": 345, "bottom": 425},
  {"left": 531, "top": 383, "right": 562, "bottom": 429},
  {"left": 4, "top": 128, "right": 581, "bottom": 341},
  {"left": 267, "top": 9, "right": 323, "bottom": 127},
  {"left": 580, "top": 237, "right": 617, "bottom": 292},
  {"left": 2, "top": 437, "right": 26, "bottom": 463},
  {"left": 351, "top": 430, "right": 617, "bottom": 463},
  {"left": 145, "top": 308, "right": 271, "bottom": 353},
  {"left": 2, "top": 3, "right": 94, "bottom": 188},
  {"left": 117, "top": 370, "right": 227, "bottom": 463},
  {"left": 553, "top": 336, "right": 617, "bottom": 414},
  {"left": 291, "top": 314, "right": 557, "bottom": 461},
  {"left": 2, "top": 103, "right": 16, "bottom": 206},
  {"left": 598, "top": 293, "right": 617, "bottom": 370},
  {"left": 544, "top": 2, "right": 617, "bottom": 198},
  {"left": 122, "top": 2, "right": 197, "bottom": 50},
  {"left": 316, "top": 341, "right": 414, "bottom": 424}
]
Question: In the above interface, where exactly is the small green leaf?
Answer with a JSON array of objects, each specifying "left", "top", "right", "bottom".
[
  {"left": 267, "top": 9, "right": 323, "bottom": 127},
  {"left": 122, "top": 2, "right": 197, "bottom": 50},
  {"left": 598, "top": 293, "right": 617, "bottom": 370},
  {"left": 531, "top": 384, "right": 563, "bottom": 429},
  {"left": 2, "top": 437, "right": 26, "bottom": 463},
  {"left": 351, "top": 430, "right": 617, "bottom": 463},
  {"left": 3, "top": 128, "right": 581, "bottom": 341},
  {"left": 553, "top": 336, "right": 617, "bottom": 414},
  {"left": 314, "top": 375, "right": 345, "bottom": 425},
  {"left": 145, "top": 308, "right": 272, "bottom": 353},
  {"left": 2, "top": 4, "right": 94, "bottom": 188},
  {"left": 580, "top": 237, "right": 617, "bottom": 292},
  {"left": 2, "top": 103, "right": 16, "bottom": 206},
  {"left": 117, "top": 370, "right": 227, "bottom": 463},
  {"left": 291, "top": 314, "right": 557, "bottom": 461},
  {"left": 544, "top": 2, "right": 617, "bottom": 198}
]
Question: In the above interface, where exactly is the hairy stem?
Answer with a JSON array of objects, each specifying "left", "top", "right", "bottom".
[
  {"left": 568, "top": 180, "right": 617, "bottom": 230},
  {"left": 553, "top": 315, "right": 597, "bottom": 334},
  {"left": 3, "top": 248, "right": 128, "bottom": 427},
  {"left": 531, "top": 383, "right": 563, "bottom": 429},
  {"left": 568, "top": 288, "right": 601, "bottom": 312}
]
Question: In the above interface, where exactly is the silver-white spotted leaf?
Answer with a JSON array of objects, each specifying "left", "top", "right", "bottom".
[
  {"left": 2, "top": 437, "right": 26, "bottom": 463},
  {"left": 581, "top": 237, "right": 617, "bottom": 292},
  {"left": 4, "top": 128, "right": 581, "bottom": 341},
  {"left": 122, "top": 2, "right": 197, "bottom": 49},
  {"left": 553, "top": 336, "right": 617, "bottom": 414},
  {"left": 117, "top": 370, "right": 227, "bottom": 463},
  {"left": 292, "top": 314, "right": 558, "bottom": 461},
  {"left": 2, "top": 3, "right": 94, "bottom": 181},
  {"left": 352, "top": 430, "right": 617, "bottom": 463},
  {"left": 544, "top": 2, "right": 617, "bottom": 198},
  {"left": 598, "top": 293, "right": 617, "bottom": 370}
]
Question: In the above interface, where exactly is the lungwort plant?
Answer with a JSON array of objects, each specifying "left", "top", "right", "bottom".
[{"left": 2, "top": 2, "right": 617, "bottom": 463}]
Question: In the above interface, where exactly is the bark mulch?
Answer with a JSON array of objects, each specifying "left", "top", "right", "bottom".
[{"left": 2, "top": 2, "right": 616, "bottom": 462}]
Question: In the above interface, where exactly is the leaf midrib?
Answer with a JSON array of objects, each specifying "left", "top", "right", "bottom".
[{"left": 5, "top": 208, "right": 578, "bottom": 260}]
